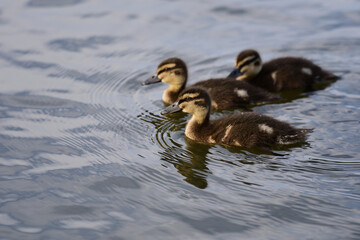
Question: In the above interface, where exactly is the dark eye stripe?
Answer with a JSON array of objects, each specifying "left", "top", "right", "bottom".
[
  {"left": 179, "top": 95, "right": 202, "bottom": 104},
  {"left": 194, "top": 100, "right": 206, "bottom": 106},
  {"left": 238, "top": 56, "right": 258, "bottom": 70},
  {"left": 157, "top": 66, "right": 176, "bottom": 75}
]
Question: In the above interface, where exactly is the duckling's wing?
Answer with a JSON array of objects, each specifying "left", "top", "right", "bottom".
[
  {"left": 211, "top": 113, "right": 311, "bottom": 147},
  {"left": 234, "top": 81, "right": 280, "bottom": 104},
  {"left": 209, "top": 113, "right": 275, "bottom": 148},
  {"left": 194, "top": 79, "right": 279, "bottom": 108},
  {"left": 263, "top": 57, "right": 339, "bottom": 90}
]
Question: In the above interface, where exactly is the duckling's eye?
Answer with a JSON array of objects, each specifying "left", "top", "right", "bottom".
[
  {"left": 254, "top": 61, "right": 260, "bottom": 66},
  {"left": 164, "top": 68, "right": 169, "bottom": 71},
  {"left": 174, "top": 70, "right": 180, "bottom": 75}
]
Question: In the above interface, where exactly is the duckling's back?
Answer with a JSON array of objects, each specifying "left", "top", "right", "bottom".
[
  {"left": 250, "top": 57, "right": 339, "bottom": 91},
  {"left": 204, "top": 112, "right": 311, "bottom": 148},
  {"left": 192, "top": 78, "right": 280, "bottom": 109}
]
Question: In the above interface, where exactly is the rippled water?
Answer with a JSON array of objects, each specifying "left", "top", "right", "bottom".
[{"left": 1, "top": 0, "right": 360, "bottom": 239}]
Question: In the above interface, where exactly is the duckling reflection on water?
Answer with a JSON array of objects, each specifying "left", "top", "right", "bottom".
[
  {"left": 161, "top": 87, "right": 312, "bottom": 148},
  {"left": 142, "top": 57, "right": 279, "bottom": 110},
  {"left": 228, "top": 49, "right": 339, "bottom": 92}
]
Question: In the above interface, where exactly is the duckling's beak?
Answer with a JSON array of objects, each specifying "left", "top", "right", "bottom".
[
  {"left": 227, "top": 68, "right": 242, "bottom": 78},
  {"left": 141, "top": 75, "right": 161, "bottom": 86},
  {"left": 161, "top": 102, "right": 182, "bottom": 115}
]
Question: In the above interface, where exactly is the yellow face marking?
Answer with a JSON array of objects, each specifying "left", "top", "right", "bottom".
[
  {"left": 158, "top": 71, "right": 166, "bottom": 80},
  {"left": 160, "top": 68, "right": 183, "bottom": 81},
  {"left": 194, "top": 98, "right": 205, "bottom": 103},
  {"left": 157, "top": 63, "right": 176, "bottom": 74},
  {"left": 240, "top": 66, "right": 249, "bottom": 73},
  {"left": 237, "top": 62, "right": 262, "bottom": 79},
  {"left": 179, "top": 92, "right": 200, "bottom": 100},
  {"left": 179, "top": 98, "right": 205, "bottom": 112},
  {"left": 236, "top": 56, "right": 256, "bottom": 68},
  {"left": 158, "top": 67, "right": 186, "bottom": 92},
  {"left": 179, "top": 92, "right": 208, "bottom": 124}
]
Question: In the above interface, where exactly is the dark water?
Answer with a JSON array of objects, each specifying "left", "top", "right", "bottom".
[{"left": 1, "top": 0, "right": 360, "bottom": 239}]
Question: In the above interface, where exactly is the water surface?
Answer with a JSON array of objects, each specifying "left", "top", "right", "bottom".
[{"left": 1, "top": 0, "right": 360, "bottom": 239}]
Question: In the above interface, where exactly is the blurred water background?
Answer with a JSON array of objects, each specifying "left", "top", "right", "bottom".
[{"left": 0, "top": 0, "right": 360, "bottom": 239}]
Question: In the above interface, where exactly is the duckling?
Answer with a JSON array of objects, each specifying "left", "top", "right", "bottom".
[
  {"left": 228, "top": 49, "right": 339, "bottom": 92},
  {"left": 161, "top": 87, "right": 312, "bottom": 148},
  {"left": 142, "top": 57, "right": 280, "bottom": 110}
]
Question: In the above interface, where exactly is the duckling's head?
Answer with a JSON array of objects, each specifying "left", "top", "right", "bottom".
[
  {"left": 161, "top": 87, "right": 211, "bottom": 124},
  {"left": 142, "top": 57, "right": 188, "bottom": 89},
  {"left": 228, "top": 49, "right": 262, "bottom": 80}
]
